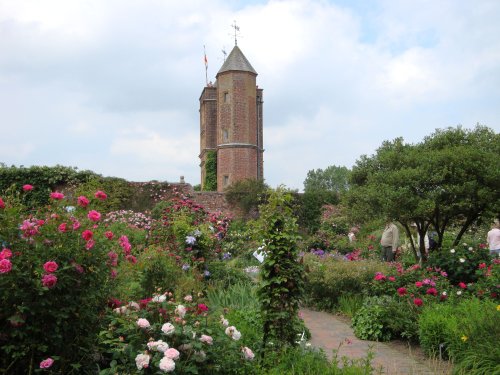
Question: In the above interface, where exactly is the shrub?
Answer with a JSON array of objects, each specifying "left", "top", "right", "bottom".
[
  {"left": 418, "top": 297, "right": 500, "bottom": 367},
  {"left": 303, "top": 255, "right": 390, "bottom": 310},
  {"left": 427, "top": 243, "right": 490, "bottom": 285},
  {"left": 206, "top": 260, "right": 252, "bottom": 289}
]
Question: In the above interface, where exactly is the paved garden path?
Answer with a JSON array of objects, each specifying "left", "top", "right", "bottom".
[{"left": 300, "top": 308, "right": 452, "bottom": 375}]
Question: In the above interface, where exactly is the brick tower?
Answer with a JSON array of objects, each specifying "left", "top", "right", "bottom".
[{"left": 199, "top": 45, "right": 264, "bottom": 192}]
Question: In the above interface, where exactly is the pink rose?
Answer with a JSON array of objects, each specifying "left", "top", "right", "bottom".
[
  {"left": 413, "top": 298, "right": 423, "bottom": 307},
  {"left": 242, "top": 347, "right": 255, "bottom": 360},
  {"left": 200, "top": 334, "right": 213, "bottom": 345},
  {"left": 458, "top": 282, "right": 467, "bottom": 289},
  {"left": 43, "top": 261, "right": 58, "bottom": 273},
  {"left": 82, "top": 230, "right": 93, "bottom": 241},
  {"left": 415, "top": 281, "right": 423, "bottom": 287},
  {"left": 72, "top": 220, "right": 81, "bottom": 230},
  {"left": 23, "top": 184, "right": 34, "bottom": 191},
  {"left": 164, "top": 348, "right": 180, "bottom": 360},
  {"left": 50, "top": 192, "right": 64, "bottom": 200},
  {"left": 374, "top": 272, "right": 386, "bottom": 281},
  {"left": 42, "top": 274, "right": 58, "bottom": 288},
  {"left": 0, "top": 248, "right": 12, "bottom": 260},
  {"left": 94, "top": 190, "right": 107, "bottom": 200},
  {"left": 85, "top": 240, "right": 95, "bottom": 250},
  {"left": 0, "top": 259, "right": 13, "bottom": 274},
  {"left": 126, "top": 255, "right": 137, "bottom": 264},
  {"left": 397, "top": 287, "right": 407, "bottom": 296},
  {"left": 39, "top": 357, "right": 54, "bottom": 369},
  {"left": 87, "top": 210, "right": 101, "bottom": 222},
  {"left": 0, "top": 197, "right": 5, "bottom": 209},
  {"left": 136, "top": 318, "right": 150, "bottom": 329},
  {"left": 388, "top": 276, "right": 396, "bottom": 282},
  {"left": 77, "top": 196, "right": 90, "bottom": 207},
  {"left": 105, "top": 231, "right": 114, "bottom": 240},
  {"left": 58, "top": 223, "right": 68, "bottom": 233}
]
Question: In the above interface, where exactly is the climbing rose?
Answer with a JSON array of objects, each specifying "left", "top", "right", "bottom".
[
  {"left": 161, "top": 322, "right": 175, "bottom": 335},
  {"left": 43, "top": 261, "right": 58, "bottom": 273},
  {"left": 42, "top": 274, "right": 58, "bottom": 288},
  {"left": 164, "top": 348, "right": 180, "bottom": 360},
  {"left": 0, "top": 259, "right": 13, "bottom": 274},
  {"left": 77, "top": 196, "right": 90, "bottom": 207},
  {"left": 136, "top": 318, "right": 150, "bottom": 329},
  {"left": 0, "top": 248, "right": 13, "bottom": 259},
  {"left": 87, "top": 210, "right": 101, "bottom": 222},
  {"left": 82, "top": 230, "right": 93, "bottom": 241},
  {"left": 39, "top": 358, "right": 54, "bottom": 369},
  {"left": 22, "top": 184, "right": 33, "bottom": 191},
  {"left": 0, "top": 197, "right": 4, "bottom": 209},
  {"left": 50, "top": 192, "right": 64, "bottom": 200},
  {"left": 94, "top": 190, "right": 107, "bottom": 200},
  {"left": 413, "top": 298, "right": 423, "bottom": 307},
  {"left": 200, "top": 334, "right": 213, "bottom": 345},
  {"left": 242, "top": 347, "right": 255, "bottom": 360},
  {"left": 159, "top": 356, "right": 175, "bottom": 372},
  {"left": 135, "top": 353, "right": 150, "bottom": 370},
  {"left": 397, "top": 287, "right": 407, "bottom": 296}
]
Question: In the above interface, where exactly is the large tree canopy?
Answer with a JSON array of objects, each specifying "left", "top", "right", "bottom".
[{"left": 346, "top": 125, "right": 500, "bottom": 259}]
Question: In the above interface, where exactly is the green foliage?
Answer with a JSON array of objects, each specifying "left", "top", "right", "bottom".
[
  {"left": 303, "top": 165, "right": 351, "bottom": 194},
  {"left": 346, "top": 125, "right": 500, "bottom": 252},
  {"left": 207, "top": 282, "right": 259, "bottom": 311},
  {"left": 0, "top": 164, "right": 97, "bottom": 208},
  {"left": 225, "top": 178, "right": 269, "bottom": 217},
  {"left": 74, "top": 176, "right": 134, "bottom": 212},
  {"left": 337, "top": 295, "right": 364, "bottom": 318},
  {"left": 352, "top": 296, "right": 393, "bottom": 341},
  {"left": 257, "top": 187, "right": 305, "bottom": 349},
  {"left": 427, "top": 244, "right": 490, "bottom": 284},
  {"left": 206, "top": 260, "right": 252, "bottom": 289},
  {"left": 303, "top": 255, "right": 390, "bottom": 310},
  {"left": 418, "top": 298, "right": 500, "bottom": 371},
  {"left": 297, "top": 190, "right": 339, "bottom": 232},
  {"left": 204, "top": 150, "right": 217, "bottom": 191}
]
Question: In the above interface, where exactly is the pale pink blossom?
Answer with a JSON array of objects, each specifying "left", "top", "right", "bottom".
[
  {"left": 136, "top": 318, "right": 150, "bottom": 329},
  {"left": 184, "top": 295, "right": 193, "bottom": 302},
  {"left": 242, "top": 347, "right": 254, "bottom": 360},
  {"left": 39, "top": 357, "right": 54, "bottom": 369},
  {"left": 164, "top": 348, "right": 180, "bottom": 360},
  {"left": 200, "top": 334, "right": 213, "bottom": 345},
  {"left": 135, "top": 353, "right": 150, "bottom": 370},
  {"left": 175, "top": 305, "right": 186, "bottom": 318},
  {"left": 161, "top": 322, "right": 175, "bottom": 335},
  {"left": 159, "top": 356, "right": 175, "bottom": 372},
  {"left": 225, "top": 326, "right": 241, "bottom": 340}
]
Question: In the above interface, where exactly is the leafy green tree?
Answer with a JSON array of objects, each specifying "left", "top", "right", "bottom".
[
  {"left": 346, "top": 125, "right": 499, "bottom": 260},
  {"left": 257, "top": 187, "right": 304, "bottom": 350}
]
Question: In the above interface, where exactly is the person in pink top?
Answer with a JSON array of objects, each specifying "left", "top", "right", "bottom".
[{"left": 487, "top": 220, "right": 500, "bottom": 257}]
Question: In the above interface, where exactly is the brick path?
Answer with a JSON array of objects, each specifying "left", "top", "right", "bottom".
[{"left": 300, "top": 308, "right": 452, "bottom": 375}]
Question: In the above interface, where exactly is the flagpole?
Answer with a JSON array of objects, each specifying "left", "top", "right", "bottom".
[{"left": 204, "top": 45, "right": 208, "bottom": 86}]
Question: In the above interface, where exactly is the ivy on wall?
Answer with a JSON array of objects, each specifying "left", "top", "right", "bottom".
[{"left": 203, "top": 151, "right": 217, "bottom": 191}]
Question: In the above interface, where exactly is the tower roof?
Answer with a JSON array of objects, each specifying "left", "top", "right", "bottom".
[{"left": 217, "top": 45, "right": 257, "bottom": 76}]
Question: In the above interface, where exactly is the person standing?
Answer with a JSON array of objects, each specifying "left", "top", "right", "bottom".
[
  {"left": 487, "top": 220, "right": 500, "bottom": 257},
  {"left": 380, "top": 220, "right": 399, "bottom": 262}
]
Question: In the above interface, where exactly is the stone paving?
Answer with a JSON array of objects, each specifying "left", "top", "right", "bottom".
[{"left": 300, "top": 308, "right": 452, "bottom": 375}]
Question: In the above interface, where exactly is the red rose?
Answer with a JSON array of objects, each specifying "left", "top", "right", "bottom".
[
  {"left": 82, "top": 230, "right": 93, "bottom": 241},
  {"left": 397, "top": 287, "right": 407, "bottom": 296},
  {"left": 43, "top": 261, "right": 58, "bottom": 273},
  {"left": 413, "top": 298, "right": 423, "bottom": 307},
  {"left": 42, "top": 274, "right": 58, "bottom": 288},
  {"left": 23, "top": 184, "right": 34, "bottom": 191}
]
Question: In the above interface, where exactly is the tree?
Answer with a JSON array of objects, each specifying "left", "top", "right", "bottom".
[
  {"left": 346, "top": 125, "right": 500, "bottom": 260},
  {"left": 224, "top": 178, "right": 269, "bottom": 218},
  {"left": 300, "top": 165, "right": 350, "bottom": 232}
]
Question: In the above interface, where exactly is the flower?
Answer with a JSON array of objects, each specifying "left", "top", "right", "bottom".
[
  {"left": 72, "top": 220, "right": 81, "bottom": 230},
  {"left": 479, "top": 263, "right": 487, "bottom": 269},
  {"left": 397, "top": 287, "right": 407, "bottom": 296},
  {"left": 200, "top": 334, "right": 213, "bottom": 345},
  {"left": 135, "top": 353, "right": 150, "bottom": 370},
  {"left": 175, "top": 305, "right": 187, "bottom": 318},
  {"left": 164, "top": 348, "right": 180, "bottom": 360},
  {"left": 413, "top": 298, "right": 423, "bottom": 307},
  {"left": 184, "top": 295, "right": 193, "bottom": 302},
  {"left": 77, "top": 196, "right": 90, "bottom": 207},
  {"left": 23, "top": 184, "right": 34, "bottom": 191},
  {"left": 153, "top": 294, "right": 166, "bottom": 303},
  {"left": 0, "top": 197, "right": 5, "bottom": 209},
  {"left": 185, "top": 235, "right": 196, "bottom": 245},
  {"left": 147, "top": 340, "right": 169, "bottom": 352},
  {"left": 159, "top": 356, "right": 175, "bottom": 372},
  {"left": 374, "top": 272, "right": 386, "bottom": 281},
  {"left": 457, "top": 290, "right": 462, "bottom": 296},
  {"left": 225, "top": 326, "right": 241, "bottom": 340},
  {"left": 43, "top": 261, "right": 58, "bottom": 273},
  {"left": 42, "top": 274, "right": 57, "bottom": 288},
  {"left": 388, "top": 276, "right": 396, "bottom": 282},
  {"left": 459, "top": 258, "right": 465, "bottom": 263},
  {"left": 87, "top": 210, "right": 101, "bottom": 222},
  {"left": 50, "top": 192, "right": 64, "bottom": 200},
  {"left": 105, "top": 231, "right": 114, "bottom": 240},
  {"left": 58, "top": 223, "right": 68, "bottom": 233},
  {"left": 0, "top": 248, "right": 12, "bottom": 259},
  {"left": 94, "top": 190, "right": 108, "bottom": 200},
  {"left": 82, "top": 230, "right": 93, "bottom": 241},
  {"left": 461, "top": 335, "right": 468, "bottom": 342},
  {"left": 496, "top": 305, "right": 500, "bottom": 311},
  {"left": 415, "top": 281, "right": 423, "bottom": 287},
  {"left": 458, "top": 282, "right": 467, "bottom": 289},
  {"left": 182, "top": 264, "right": 190, "bottom": 271},
  {"left": 39, "top": 358, "right": 54, "bottom": 369},
  {"left": 242, "top": 347, "right": 254, "bottom": 360},
  {"left": 136, "top": 318, "right": 150, "bottom": 329},
  {"left": 85, "top": 240, "right": 95, "bottom": 250},
  {"left": 426, "top": 288, "right": 438, "bottom": 296},
  {"left": 468, "top": 247, "right": 473, "bottom": 251},
  {"left": 0, "top": 259, "right": 13, "bottom": 274},
  {"left": 161, "top": 322, "right": 175, "bottom": 335},
  {"left": 450, "top": 249, "right": 455, "bottom": 253}
]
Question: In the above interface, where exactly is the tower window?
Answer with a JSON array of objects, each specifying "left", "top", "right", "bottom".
[
  {"left": 223, "top": 175, "right": 229, "bottom": 186},
  {"left": 223, "top": 92, "right": 229, "bottom": 103},
  {"left": 223, "top": 129, "right": 229, "bottom": 142}
]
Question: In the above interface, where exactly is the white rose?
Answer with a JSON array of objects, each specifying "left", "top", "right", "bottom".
[
  {"left": 242, "top": 347, "right": 254, "bottom": 360},
  {"left": 135, "top": 353, "right": 150, "bottom": 370},
  {"left": 159, "top": 356, "right": 175, "bottom": 372},
  {"left": 459, "top": 258, "right": 465, "bottom": 263},
  {"left": 152, "top": 294, "right": 166, "bottom": 303},
  {"left": 175, "top": 305, "right": 186, "bottom": 318},
  {"left": 450, "top": 249, "right": 455, "bottom": 253},
  {"left": 136, "top": 318, "right": 150, "bottom": 329}
]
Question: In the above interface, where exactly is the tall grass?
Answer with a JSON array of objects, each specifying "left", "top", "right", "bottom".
[{"left": 207, "top": 281, "right": 259, "bottom": 311}]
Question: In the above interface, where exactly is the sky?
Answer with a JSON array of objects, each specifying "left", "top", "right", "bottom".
[{"left": 1, "top": 0, "right": 499, "bottom": 191}]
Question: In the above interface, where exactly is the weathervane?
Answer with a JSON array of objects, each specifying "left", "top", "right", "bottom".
[{"left": 231, "top": 20, "right": 240, "bottom": 46}]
